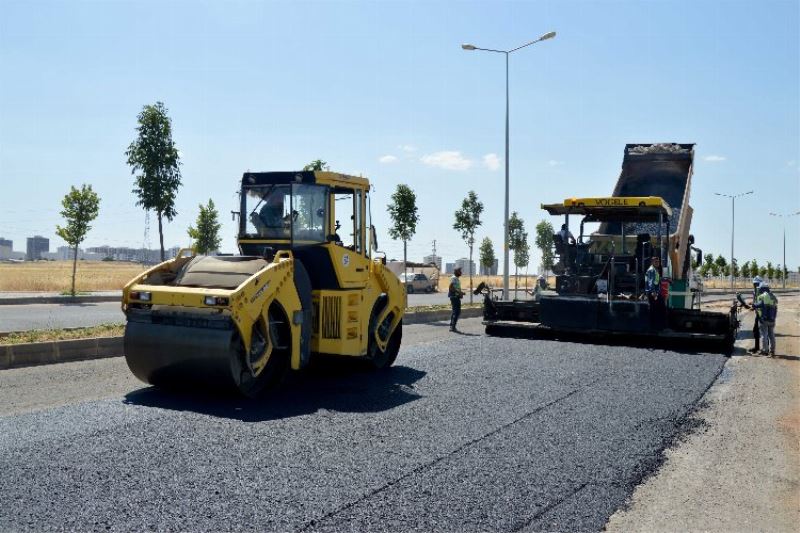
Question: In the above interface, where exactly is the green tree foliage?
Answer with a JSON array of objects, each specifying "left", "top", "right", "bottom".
[
  {"left": 731, "top": 258, "right": 739, "bottom": 278},
  {"left": 534, "top": 220, "right": 555, "bottom": 272},
  {"left": 478, "top": 237, "right": 496, "bottom": 276},
  {"left": 759, "top": 265, "right": 767, "bottom": 278},
  {"left": 55, "top": 184, "right": 101, "bottom": 296},
  {"left": 766, "top": 261, "right": 775, "bottom": 280},
  {"left": 453, "top": 190, "right": 483, "bottom": 303},
  {"left": 700, "top": 253, "right": 715, "bottom": 277},
  {"left": 508, "top": 212, "right": 529, "bottom": 292},
  {"left": 125, "top": 102, "right": 182, "bottom": 261},
  {"left": 775, "top": 264, "right": 784, "bottom": 282},
  {"left": 387, "top": 184, "right": 419, "bottom": 282},
  {"left": 740, "top": 261, "right": 751, "bottom": 280},
  {"left": 187, "top": 199, "right": 222, "bottom": 254},
  {"left": 751, "top": 259, "right": 760, "bottom": 279},
  {"left": 303, "top": 159, "right": 329, "bottom": 171}
]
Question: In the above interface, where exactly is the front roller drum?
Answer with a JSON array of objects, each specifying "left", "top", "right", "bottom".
[{"left": 124, "top": 321, "right": 241, "bottom": 391}]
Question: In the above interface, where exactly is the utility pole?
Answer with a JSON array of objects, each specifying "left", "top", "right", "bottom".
[
  {"left": 769, "top": 211, "right": 800, "bottom": 289},
  {"left": 715, "top": 190, "right": 753, "bottom": 290}
]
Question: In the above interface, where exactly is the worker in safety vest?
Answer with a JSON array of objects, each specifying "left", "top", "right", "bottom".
[
  {"left": 645, "top": 256, "right": 665, "bottom": 328},
  {"left": 752, "top": 282, "right": 778, "bottom": 356},
  {"left": 448, "top": 267, "right": 465, "bottom": 333},
  {"left": 746, "top": 276, "right": 763, "bottom": 353}
]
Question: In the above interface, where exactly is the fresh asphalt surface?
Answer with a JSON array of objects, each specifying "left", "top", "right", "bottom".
[{"left": 0, "top": 317, "right": 727, "bottom": 532}]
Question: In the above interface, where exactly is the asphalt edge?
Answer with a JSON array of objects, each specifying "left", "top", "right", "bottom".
[{"left": 0, "top": 307, "right": 483, "bottom": 370}]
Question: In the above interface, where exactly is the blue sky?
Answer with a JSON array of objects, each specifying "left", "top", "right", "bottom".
[{"left": 1, "top": 0, "right": 798, "bottom": 271}]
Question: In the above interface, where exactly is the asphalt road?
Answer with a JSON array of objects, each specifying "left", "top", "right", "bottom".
[{"left": 0, "top": 317, "right": 727, "bottom": 531}]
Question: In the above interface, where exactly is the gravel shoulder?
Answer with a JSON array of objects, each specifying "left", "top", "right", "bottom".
[{"left": 606, "top": 294, "right": 800, "bottom": 532}]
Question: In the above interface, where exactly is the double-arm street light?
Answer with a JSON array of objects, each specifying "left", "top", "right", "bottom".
[
  {"left": 768, "top": 210, "right": 800, "bottom": 288},
  {"left": 714, "top": 190, "right": 753, "bottom": 290},
  {"left": 462, "top": 31, "right": 556, "bottom": 300}
]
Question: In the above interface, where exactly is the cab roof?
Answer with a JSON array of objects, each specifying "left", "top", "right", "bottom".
[
  {"left": 541, "top": 196, "right": 672, "bottom": 222},
  {"left": 242, "top": 171, "right": 370, "bottom": 190}
]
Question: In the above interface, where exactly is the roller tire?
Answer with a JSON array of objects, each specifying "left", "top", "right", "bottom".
[{"left": 367, "top": 303, "right": 402, "bottom": 370}]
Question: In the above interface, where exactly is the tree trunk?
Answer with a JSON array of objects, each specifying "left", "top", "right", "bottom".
[
  {"left": 468, "top": 244, "right": 473, "bottom": 304},
  {"left": 71, "top": 244, "right": 78, "bottom": 296},
  {"left": 515, "top": 264, "right": 518, "bottom": 293},
  {"left": 157, "top": 212, "right": 165, "bottom": 261},
  {"left": 403, "top": 239, "right": 407, "bottom": 301}
]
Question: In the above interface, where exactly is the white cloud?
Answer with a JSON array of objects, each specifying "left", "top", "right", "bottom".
[
  {"left": 378, "top": 155, "right": 398, "bottom": 164},
  {"left": 547, "top": 160, "right": 564, "bottom": 167},
  {"left": 703, "top": 155, "right": 726, "bottom": 162},
  {"left": 787, "top": 160, "right": 796, "bottom": 167},
  {"left": 483, "top": 153, "right": 501, "bottom": 171},
  {"left": 420, "top": 151, "right": 473, "bottom": 171},
  {"left": 398, "top": 144, "right": 417, "bottom": 153}
]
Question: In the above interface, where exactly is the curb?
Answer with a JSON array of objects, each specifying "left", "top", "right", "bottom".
[
  {"left": 0, "top": 307, "right": 485, "bottom": 370},
  {"left": 0, "top": 295, "right": 120, "bottom": 306},
  {"left": 0, "top": 337, "right": 124, "bottom": 370}
]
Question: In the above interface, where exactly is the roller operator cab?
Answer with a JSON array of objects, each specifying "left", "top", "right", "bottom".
[{"left": 122, "top": 171, "right": 405, "bottom": 397}]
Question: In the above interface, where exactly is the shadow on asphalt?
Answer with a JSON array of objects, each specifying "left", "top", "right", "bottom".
[{"left": 122, "top": 364, "right": 426, "bottom": 422}]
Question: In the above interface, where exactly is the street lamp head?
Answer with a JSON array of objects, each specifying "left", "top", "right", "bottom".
[
  {"left": 461, "top": 43, "right": 477, "bottom": 51},
  {"left": 539, "top": 31, "right": 557, "bottom": 41}
]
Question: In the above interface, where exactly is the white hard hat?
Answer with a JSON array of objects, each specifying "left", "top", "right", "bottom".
[
  {"left": 752, "top": 276, "right": 763, "bottom": 285},
  {"left": 537, "top": 275, "right": 545, "bottom": 280},
  {"left": 759, "top": 282, "right": 770, "bottom": 290}
]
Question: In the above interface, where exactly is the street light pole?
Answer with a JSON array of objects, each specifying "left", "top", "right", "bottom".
[
  {"left": 463, "top": 31, "right": 556, "bottom": 300},
  {"left": 715, "top": 190, "right": 752, "bottom": 290},
  {"left": 769, "top": 211, "right": 800, "bottom": 289}
]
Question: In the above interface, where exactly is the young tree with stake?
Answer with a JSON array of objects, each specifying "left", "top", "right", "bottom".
[
  {"left": 508, "top": 212, "right": 527, "bottom": 292},
  {"left": 387, "top": 184, "right": 419, "bottom": 284},
  {"left": 56, "top": 184, "right": 100, "bottom": 296},
  {"left": 453, "top": 191, "right": 483, "bottom": 303},
  {"left": 479, "top": 237, "right": 496, "bottom": 277},
  {"left": 126, "top": 102, "right": 182, "bottom": 261},
  {"left": 534, "top": 220, "right": 555, "bottom": 274},
  {"left": 188, "top": 199, "right": 222, "bottom": 255}
]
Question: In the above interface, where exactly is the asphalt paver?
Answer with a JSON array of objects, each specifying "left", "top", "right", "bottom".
[{"left": 0, "top": 330, "right": 726, "bottom": 532}]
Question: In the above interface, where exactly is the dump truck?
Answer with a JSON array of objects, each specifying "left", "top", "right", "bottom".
[
  {"left": 482, "top": 143, "right": 738, "bottom": 351},
  {"left": 122, "top": 171, "right": 405, "bottom": 397}
]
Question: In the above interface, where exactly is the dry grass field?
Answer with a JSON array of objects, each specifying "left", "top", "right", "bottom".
[{"left": 0, "top": 261, "right": 146, "bottom": 292}]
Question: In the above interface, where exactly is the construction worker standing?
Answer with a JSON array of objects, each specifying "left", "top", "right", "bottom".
[
  {"left": 448, "top": 267, "right": 465, "bottom": 332},
  {"left": 747, "top": 276, "right": 763, "bottom": 354},
  {"left": 645, "top": 256, "right": 665, "bottom": 328},
  {"left": 752, "top": 282, "right": 778, "bottom": 356}
]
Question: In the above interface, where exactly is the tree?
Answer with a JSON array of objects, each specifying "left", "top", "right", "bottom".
[
  {"left": 701, "top": 253, "right": 715, "bottom": 278},
  {"left": 55, "top": 184, "right": 101, "bottom": 296},
  {"left": 775, "top": 264, "right": 784, "bottom": 282},
  {"left": 513, "top": 236, "right": 530, "bottom": 291},
  {"left": 731, "top": 258, "right": 739, "bottom": 279},
  {"left": 751, "top": 259, "right": 760, "bottom": 280},
  {"left": 740, "top": 261, "right": 751, "bottom": 280},
  {"left": 534, "top": 220, "right": 555, "bottom": 273},
  {"left": 766, "top": 261, "right": 775, "bottom": 281},
  {"left": 479, "top": 237, "right": 496, "bottom": 277},
  {"left": 303, "top": 159, "right": 329, "bottom": 171},
  {"left": 759, "top": 265, "right": 767, "bottom": 278},
  {"left": 387, "top": 184, "right": 419, "bottom": 283},
  {"left": 714, "top": 255, "right": 728, "bottom": 273},
  {"left": 453, "top": 190, "right": 483, "bottom": 303},
  {"left": 187, "top": 199, "right": 222, "bottom": 254},
  {"left": 126, "top": 102, "right": 182, "bottom": 261},
  {"left": 508, "top": 212, "right": 528, "bottom": 292}
]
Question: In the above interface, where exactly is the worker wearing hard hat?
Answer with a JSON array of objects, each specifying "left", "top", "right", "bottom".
[
  {"left": 448, "top": 267, "right": 465, "bottom": 333},
  {"left": 752, "top": 282, "right": 778, "bottom": 356},
  {"left": 645, "top": 256, "right": 665, "bottom": 328},
  {"left": 746, "top": 276, "right": 763, "bottom": 354}
]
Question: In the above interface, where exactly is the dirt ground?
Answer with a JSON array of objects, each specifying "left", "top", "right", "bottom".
[{"left": 606, "top": 294, "right": 800, "bottom": 532}]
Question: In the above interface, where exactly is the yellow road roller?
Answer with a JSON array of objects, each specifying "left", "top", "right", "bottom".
[{"left": 122, "top": 171, "right": 405, "bottom": 397}]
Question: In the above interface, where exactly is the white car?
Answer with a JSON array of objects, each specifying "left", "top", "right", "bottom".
[{"left": 399, "top": 272, "right": 436, "bottom": 293}]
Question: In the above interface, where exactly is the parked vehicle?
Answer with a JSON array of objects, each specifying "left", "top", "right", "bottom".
[{"left": 400, "top": 272, "right": 436, "bottom": 293}]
